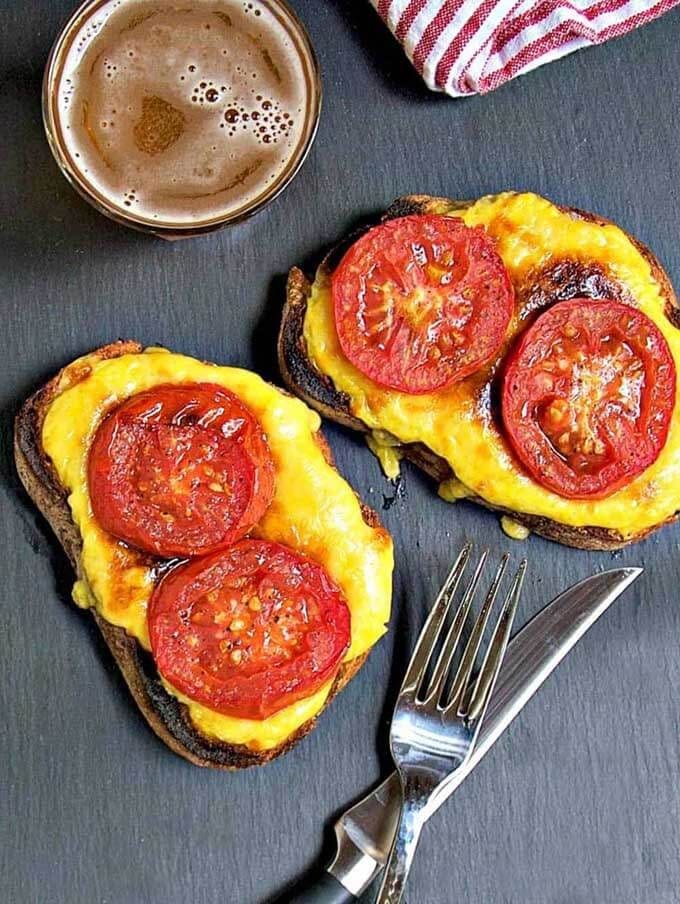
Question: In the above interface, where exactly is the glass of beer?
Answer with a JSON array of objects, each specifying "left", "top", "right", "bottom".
[{"left": 43, "top": 0, "right": 321, "bottom": 237}]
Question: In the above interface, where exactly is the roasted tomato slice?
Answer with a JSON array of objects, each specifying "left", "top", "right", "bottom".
[
  {"left": 332, "top": 215, "right": 514, "bottom": 394},
  {"left": 148, "top": 540, "right": 351, "bottom": 720},
  {"left": 502, "top": 299, "right": 676, "bottom": 499},
  {"left": 88, "top": 384, "right": 275, "bottom": 557}
]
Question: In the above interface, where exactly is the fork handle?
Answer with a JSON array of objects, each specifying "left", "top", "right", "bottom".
[
  {"left": 374, "top": 779, "right": 429, "bottom": 904},
  {"left": 275, "top": 871, "right": 357, "bottom": 903}
]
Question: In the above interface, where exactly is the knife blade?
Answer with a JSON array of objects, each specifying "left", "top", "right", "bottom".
[{"left": 277, "top": 567, "right": 641, "bottom": 903}]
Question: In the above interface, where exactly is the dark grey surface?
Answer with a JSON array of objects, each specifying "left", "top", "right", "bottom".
[{"left": 2, "top": 2, "right": 680, "bottom": 902}]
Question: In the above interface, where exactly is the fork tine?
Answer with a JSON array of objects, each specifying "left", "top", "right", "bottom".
[
  {"left": 460, "top": 559, "right": 526, "bottom": 722},
  {"left": 446, "top": 553, "right": 509, "bottom": 710},
  {"left": 423, "top": 549, "right": 489, "bottom": 705},
  {"left": 399, "top": 542, "right": 472, "bottom": 697}
]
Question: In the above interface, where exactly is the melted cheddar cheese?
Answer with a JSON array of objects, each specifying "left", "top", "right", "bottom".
[
  {"left": 304, "top": 192, "right": 680, "bottom": 538},
  {"left": 42, "top": 349, "right": 393, "bottom": 750}
]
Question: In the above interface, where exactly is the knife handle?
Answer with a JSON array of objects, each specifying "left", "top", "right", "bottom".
[{"left": 275, "top": 871, "right": 358, "bottom": 903}]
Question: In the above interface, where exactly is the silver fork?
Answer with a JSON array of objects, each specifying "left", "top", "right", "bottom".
[{"left": 375, "top": 543, "right": 526, "bottom": 904}]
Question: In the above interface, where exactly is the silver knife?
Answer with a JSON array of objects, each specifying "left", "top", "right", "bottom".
[{"left": 278, "top": 567, "right": 642, "bottom": 903}]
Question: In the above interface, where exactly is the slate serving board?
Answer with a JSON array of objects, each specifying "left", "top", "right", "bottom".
[{"left": 2, "top": 2, "right": 680, "bottom": 902}]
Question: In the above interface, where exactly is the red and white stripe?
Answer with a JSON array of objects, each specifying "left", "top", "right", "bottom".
[{"left": 371, "top": 0, "right": 678, "bottom": 95}]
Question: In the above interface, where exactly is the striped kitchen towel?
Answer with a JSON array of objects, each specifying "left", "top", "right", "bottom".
[{"left": 370, "top": 0, "right": 679, "bottom": 96}]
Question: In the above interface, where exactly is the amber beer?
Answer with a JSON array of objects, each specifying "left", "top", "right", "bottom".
[{"left": 43, "top": 0, "right": 320, "bottom": 234}]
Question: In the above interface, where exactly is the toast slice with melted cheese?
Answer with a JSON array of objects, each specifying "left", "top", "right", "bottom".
[
  {"left": 279, "top": 192, "right": 680, "bottom": 550},
  {"left": 15, "top": 341, "right": 392, "bottom": 769}
]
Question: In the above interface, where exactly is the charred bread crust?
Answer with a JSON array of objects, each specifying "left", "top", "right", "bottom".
[
  {"left": 279, "top": 194, "right": 680, "bottom": 550},
  {"left": 14, "top": 342, "right": 378, "bottom": 769},
  {"left": 280, "top": 267, "right": 365, "bottom": 432}
]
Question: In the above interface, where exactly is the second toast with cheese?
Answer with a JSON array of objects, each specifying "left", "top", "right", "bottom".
[{"left": 279, "top": 192, "right": 680, "bottom": 550}]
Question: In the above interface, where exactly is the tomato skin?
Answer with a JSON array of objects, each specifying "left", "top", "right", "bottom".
[
  {"left": 148, "top": 540, "right": 351, "bottom": 720},
  {"left": 501, "top": 299, "right": 676, "bottom": 499},
  {"left": 332, "top": 215, "right": 514, "bottom": 395},
  {"left": 88, "top": 384, "right": 275, "bottom": 558}
]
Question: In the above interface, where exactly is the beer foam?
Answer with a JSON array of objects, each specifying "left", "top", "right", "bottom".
[{"left": 54, "top": 0, "right": 316, "bottom": 227}]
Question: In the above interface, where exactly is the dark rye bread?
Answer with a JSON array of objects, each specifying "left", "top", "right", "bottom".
[
  {"left": 14, "top": 341, "right": 381, "bottom": 769},
  {"left": 279, "top": 194, "right": 680, "bottom": 551}
]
